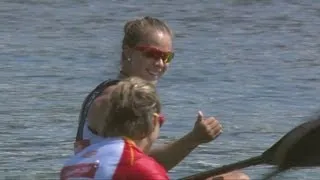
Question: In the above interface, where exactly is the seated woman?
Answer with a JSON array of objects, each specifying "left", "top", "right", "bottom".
[{"left": 60, "top": 77, "right": 169, "bottom": 179}]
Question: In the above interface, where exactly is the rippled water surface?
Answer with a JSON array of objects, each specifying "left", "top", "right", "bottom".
[{"left": 1, "top": 0, "right": 319, "bottom": 179}]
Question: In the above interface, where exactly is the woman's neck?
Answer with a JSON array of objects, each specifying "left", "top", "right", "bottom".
[
  {"left": 117, "top": 70, "right": 158, "bottom": 85},
  {"left": 118, "top": 70, "right": 129, "bottom": 80},
  {"left": 124, "top": 137, "right": 150, "bottom": 153}
]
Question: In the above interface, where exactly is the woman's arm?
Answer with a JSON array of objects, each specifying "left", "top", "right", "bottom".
[
  {"left": 148, "top": 131, "right": 199, "bottom": 170},
  {"left": 149, "top": 111, "right": 222, "bottom": 170}
]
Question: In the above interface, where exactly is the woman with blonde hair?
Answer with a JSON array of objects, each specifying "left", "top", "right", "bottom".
[{"left": 61, "top": 77, "right": 168, "bottom": 179}]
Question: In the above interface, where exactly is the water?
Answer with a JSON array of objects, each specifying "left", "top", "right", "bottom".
[{"left": 1, "top": 0, "right": 319, "bottom": 179}]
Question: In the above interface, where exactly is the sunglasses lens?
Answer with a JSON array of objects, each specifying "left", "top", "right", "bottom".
[
  {"left": 164, "top": 52, "right": 174, "bottom": 63},
  {"left": 158, "top": 114, "right": 165, "bottom": 127},
  {"left": 144, "top": 51, "right": 157, "bottom": 59},
  {"left": 137, "top": 46, "right": 174, "bottom": 64}
]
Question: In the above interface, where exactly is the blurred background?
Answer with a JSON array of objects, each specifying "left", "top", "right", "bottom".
[{"left": 1, "top": 0, "right": 319, "bottom": 179}]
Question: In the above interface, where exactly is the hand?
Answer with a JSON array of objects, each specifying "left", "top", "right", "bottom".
[
  {"left": 190, "top": 111, "right": 223, "bottom": 144},
  {"left": 205, "top": 171, "right": 250, "bottom": 180}
]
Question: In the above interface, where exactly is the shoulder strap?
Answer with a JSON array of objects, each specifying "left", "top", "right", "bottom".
[{"left": 75, "top": 79, "right": 120, "bottom": 141}]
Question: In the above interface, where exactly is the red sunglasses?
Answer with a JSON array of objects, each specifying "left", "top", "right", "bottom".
[
  {"left": 135, "top": 45, "right": 174, "bottom": 64},
  {"left": 154, "top": 113, "right": 165, "bottom": 127}
]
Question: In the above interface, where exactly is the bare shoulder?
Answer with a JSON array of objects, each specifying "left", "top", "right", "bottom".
[
  {"left": 101, "top": 84, "right": 117, "bottom": 96},
  {"left": 87, "top": 84, "right": 117, "bottom": 130},
  {"left": 92, "top": 84, "right": 117, "bottom": 108}
]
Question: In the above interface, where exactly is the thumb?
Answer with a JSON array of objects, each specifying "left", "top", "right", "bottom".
[{"left": 197, "top": 111, "right": 204, "bottom": 123}]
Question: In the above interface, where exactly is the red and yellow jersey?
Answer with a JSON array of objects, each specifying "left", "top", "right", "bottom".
[{"left": 62, "top": 137, "right": 169, "bottom": 180}]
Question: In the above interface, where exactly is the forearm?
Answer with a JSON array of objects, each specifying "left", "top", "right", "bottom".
[{"left": 148, "top": 132, "right": 200, "bottom": 171}]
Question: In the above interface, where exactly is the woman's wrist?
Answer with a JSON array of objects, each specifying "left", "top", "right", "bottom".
[{"left": 185, "top": 131, "right": 202, "bottom": 148}]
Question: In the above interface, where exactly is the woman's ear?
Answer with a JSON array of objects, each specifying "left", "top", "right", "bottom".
[
  {"left": 122, "top": 45, "right": 133, "bottom": 60},
  {"left": 152, "top": 114, "right": 159, "bottom": 129}
]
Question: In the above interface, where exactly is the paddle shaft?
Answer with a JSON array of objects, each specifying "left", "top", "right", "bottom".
[
  {"left": 179, "top": 155, "right": 265, "bottom": 180},
  {"left": 180, "top": 113, "right": 320, "bottom": 180}
]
